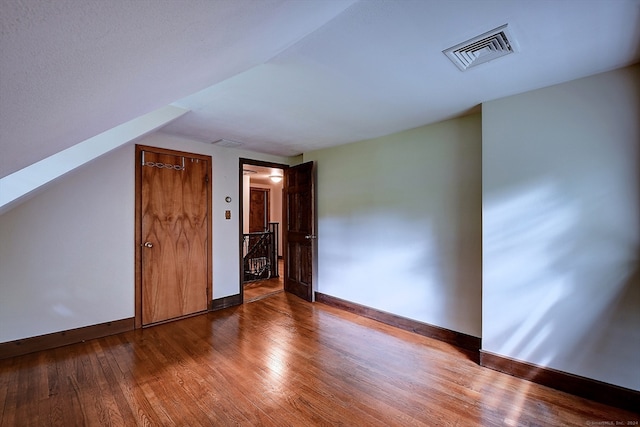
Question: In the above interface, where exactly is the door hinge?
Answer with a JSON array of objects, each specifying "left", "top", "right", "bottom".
[{"left": 205, "top": 175, "right": 210, "bottom": 183}]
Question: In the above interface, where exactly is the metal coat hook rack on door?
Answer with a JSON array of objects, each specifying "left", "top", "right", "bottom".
[{"left": 141, "top": 151, "right": 186, "bottom": 171}]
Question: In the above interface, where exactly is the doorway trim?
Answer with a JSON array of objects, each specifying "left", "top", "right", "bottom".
[
  {"left": 239, "top": 158, "right": 289, "bottom": 303},
  {"left": 135, "top": 145, "right": 213, "bottom": 328}
]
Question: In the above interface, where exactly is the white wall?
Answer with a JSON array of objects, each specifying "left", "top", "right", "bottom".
[
  {"left": 243, "top": 174, "right": 251, "bottom": 234},
  {"left": 482, "top": 64, "right": 640, "bottom": 391},
  {"left": 0, "top": 146, "right": 135, "bottom": 342},
  {"left": 304, "top": 114, "right": 482, "bottom": 337},
  {"left": 270, "top": 179, "right": 284, "bottom": 257},
  {"left": 0, "top": 132, "right": 294, "bottom": 343}
]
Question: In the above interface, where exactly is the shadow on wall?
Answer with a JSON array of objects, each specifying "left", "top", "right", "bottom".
[
  {"left": 313, "top": 117, "right": 483, "bottom": 338},
  {"left": 448, "top": 124, "right": 482, "bottom": 337},
  {"left": 318, "top": 212, "right": 444, "bottom": 320},
  {"left": 483, "top": 179, "right": 640, "bottom": 390}
]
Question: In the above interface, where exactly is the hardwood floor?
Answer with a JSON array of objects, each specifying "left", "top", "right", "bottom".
[
  {"left": 244, "top": 260, "right": 284, "bottom": 302},
  {"left": 1, "top": 292, "right": 637, "bottom": 426}
]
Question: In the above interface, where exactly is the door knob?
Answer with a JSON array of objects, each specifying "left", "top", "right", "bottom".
[
  {"left": 305, "top": 235, "right": 317, "bottom": 240},
  {"left": 143, "top": 242, "right": 153, "bottom": 248}
]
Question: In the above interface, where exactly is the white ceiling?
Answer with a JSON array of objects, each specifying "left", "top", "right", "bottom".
[
  {"left": 2, "top": 0, "right": 639, "bottom": 178},
  {"left": 243, "top": 164, "right": 284, "bottom": 184}
]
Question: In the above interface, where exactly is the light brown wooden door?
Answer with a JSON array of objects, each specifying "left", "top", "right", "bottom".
[
  {"left": 284, "top": 161, "right": 316, "bottom": 301},
  {"left": 139, "top": 147, "right": 211, "bottom": 325}
]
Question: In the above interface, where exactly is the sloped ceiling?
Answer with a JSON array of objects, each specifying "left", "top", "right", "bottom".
[
  {"left": 0, "top": 0, "right": 356, "bottom": 178},
  {"left": 2, "top": 0, "right": 640, "bottom": 178}
]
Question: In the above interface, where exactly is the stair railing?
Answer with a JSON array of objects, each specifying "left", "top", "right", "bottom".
[{"left": 243, "top": 230, "right": 274, "bottom": 282}]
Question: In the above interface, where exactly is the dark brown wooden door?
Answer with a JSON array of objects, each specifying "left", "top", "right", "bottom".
[
  {"left": 249, "top": 188, "right": 269, "bottom": 232},
  {"left": 284, "top": 161, "right": 316, "bottom": 301},
  {"left": 139, "top": 148, "right": 211, "bottom": 325}
]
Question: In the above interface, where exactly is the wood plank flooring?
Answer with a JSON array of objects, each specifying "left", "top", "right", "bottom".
[
  {"left": 244, "top": 260, "right": 284, "bottom": 302},
  {"left": 1, "top": 292, "right": 637, "bottom": 426}
]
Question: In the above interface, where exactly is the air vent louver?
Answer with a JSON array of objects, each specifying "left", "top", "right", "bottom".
[{"left": 443, "top": 24, "right": 517, "bottom": 71}]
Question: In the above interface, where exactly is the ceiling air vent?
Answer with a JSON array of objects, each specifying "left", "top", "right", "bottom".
[
  {"left": 443, "top": 24, "right": 517, "bottom": 71},
  {"left": 210, "top": 138, "right": 243, "bottom": 148}
]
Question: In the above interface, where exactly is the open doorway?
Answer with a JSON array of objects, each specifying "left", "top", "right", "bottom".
[{"left": 241, "top": 160, "right": 286, "bottom": 302}]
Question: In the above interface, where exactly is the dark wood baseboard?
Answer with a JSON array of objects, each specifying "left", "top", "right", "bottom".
[
  {"left": 315, "top": 292, "right": 481, "bottom": 353},
  {"left": 0, "top": 318, "right": 134, "bottom": 360},
  {"left": 480, "top": 350, "right": 640, "bottom": 413},
  {"left": 211, "top": 294, "right": 242, "bottom": 311}
]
